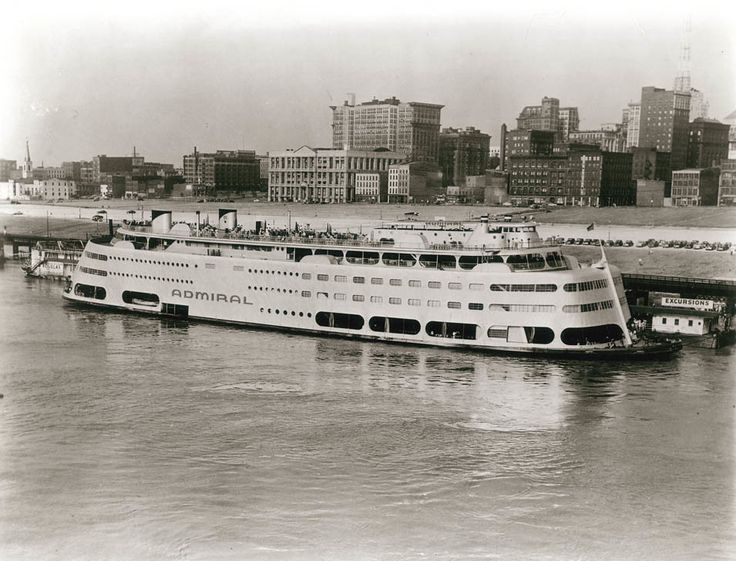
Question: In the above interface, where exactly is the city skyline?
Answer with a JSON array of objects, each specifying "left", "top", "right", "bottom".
[{"left": 2, "top": 1, "right": 734, "bottom": 167}]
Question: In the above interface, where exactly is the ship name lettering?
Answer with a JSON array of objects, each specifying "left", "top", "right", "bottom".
[{"left": 171, "top": 289, "right": 251, "bottom": 305}]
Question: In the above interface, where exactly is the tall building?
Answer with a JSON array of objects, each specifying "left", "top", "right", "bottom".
[
  {"left": 502, "top": 129, "right": 555, "bottom": 170},
  {"left": 516, "top": 97, "right": 579, "bottom": 142},
  {"left": 330, "top": 96, "right": 443, "bottom": 162},
  {"left": 638, "top": 86, "right": 691, "bottom": 172},
  {"left": 516, "top": 96, "right": 560, "bottom": 131},
  {"left": 687, "top": 118, "right": 730, "bottom": 168},
  {"left": 438, "top": 127, "right": 491, "bottom": 187},
  {"left": 183, "top": 149, "right": 260, "bottom": 193},
  {"left": 558, "top": 107, "right": 580, "bottom": 141},
  {"left": 93, "top": 155, "right": 135, "bottom": 183},
  {"left": 626, "top": 102, "right": 641, "bottom": 148},
  {"left": 268, "top": 147, "right": 405, "bottom": 203}
]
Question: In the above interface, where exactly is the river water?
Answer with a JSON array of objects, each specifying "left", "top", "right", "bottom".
[{"left": 0, "top": 261, "right": 734, "bottom": 560}]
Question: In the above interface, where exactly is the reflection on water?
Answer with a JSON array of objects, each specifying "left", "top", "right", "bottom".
[{"left": 0, "top": 262, "right": 734, "bottom": 561}]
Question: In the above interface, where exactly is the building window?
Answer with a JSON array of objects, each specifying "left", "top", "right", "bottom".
[
  {"left": 353, "top": 294, "right": 365, "bottom": 302},
  {"left": 370, "top": 296, "right": 383, "bottom": 303}
]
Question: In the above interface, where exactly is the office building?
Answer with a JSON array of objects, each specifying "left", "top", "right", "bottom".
[
  {"left": 268, "top": 146, "right": 405, "bottom": 203},
  {"left": 502, "top": 129, "right": 554, "bottom": 170},
  {"left": 438, "top": 127, "right": 490, "bottom": 187},
  {"left": 687, "top": 118, "right": 730, "bottom": 168},
  {"left": 636, "top": 180, "right": 667, "bottom": 207},
  {"left": 387, "top": 161, "right": 442, "bottom": 204},
  {"left": 671, "top": 168, "right": 720, "bottom": 206},
  {"left": 331, "top": 96, "right": 443, "bottom": 162},
  {"left": 355, "top": 172, "right": 388, "bottom": 202},
  {"left": 638, "top": 86, "right": 691, "bottom": 171},
  {"left": 183, "top": 149, "right": 260, "bottom": 193},
  {"left": 558, "top": 107, "right": 580, "bottom": 142},
  {"left": 626, "top": 102, "right": 641, "bottom": 148}
]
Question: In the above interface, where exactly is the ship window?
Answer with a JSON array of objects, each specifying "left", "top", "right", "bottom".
[
  {"left": 389, "top": 297, "right": 401, "bottom": 305},
  {"left": 428, "top": 281, "right": 441, "bottom": 289},
  {"left": 334, "top": 275, "right": 347, "bottom": 283},
  {"left": 448, "top": 282, "right": 461, "bottom": 290},
  {"left": 317, "top": 274, "right": 329, "bottom": 281},
  {"left": 487, "top": 326, "right": 508, "bottom": 339},
  {"left": 301, "top": 291, "right": 311, "bottom": 297},
  {"left": 545, "top": 252, "right": 565, "bottom": 268},
  {"left": 468, "top": 303, "right": 484, "bottom": 311},
  {"left": 346, "top": 250, "right": 379, "bottom": 265},
  {"left": 368, "top": 316, "right": 421, "bottom": 335},
  {"left": 426, "top": 321, "right": 477, "bottom": 340},
  {"left": 74, "top": 283, "right": 106, "bottom": 300},
  {"left": 535, "top": 284, "right": 557, "bottom": 292},
  {"left": 389, "top": 279, "right": 402, "bottom": 286},
  {"left": 561, "top": 324, "right": 624, "bottom": 345},
  {"left": 353, "top": 276, "right": 365, "bottom": 284},
  {"left": 447, "top": 301, "right": 461, "bottom": 309},
  {"left": 382, "top": 253, "right": 416, "bottom": 267},
  {"left": 122, "top": 291, "right": 159, "bottom": 307},
  {"left": 314, "top": 249, "right": 344, "bottom": 262},
  {"left": 353, "top": 294, "right": 365, "bottom": 302},
  {"left": 205, "top": 263, "right": 215, "bottom": 269},
  {"left": 334, "top": 293, "right": 346, "bottom": 300},
  {"left": 233, "top": 265, "right": 244, "bottom": 271},
  {"left": 408, "top": 298, "right": 420, "bottom": 306},
  {"left": 408, "top": 280, "right": 421, "bottom": 288},
  {"left": 315, "top": 312, "right": 364, "bottom": 330},
  {"left": 317, "top": 292, "right": 328, "bottom": 299},
  {"left": 427, "top": 300, "right": 440, "bottom": 307},
  {"left": 469, "top": 283, "right": 483, "bottom": 291},
  {"left": 370, "top": 296, "right": 383, "bottom": 303},
  {"left": 371, "top": 277, "right": 383, "bottom": 285},
  {"left": 458, "top": 256, "right": 481, "bottom": 270}
]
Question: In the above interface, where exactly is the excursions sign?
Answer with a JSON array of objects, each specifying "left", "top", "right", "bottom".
[{"left": 662, "top": 297, "right": 715, "bottom": 311}]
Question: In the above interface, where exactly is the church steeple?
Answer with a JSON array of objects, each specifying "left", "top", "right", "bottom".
[{"left": 22, "top": 140, "right": 32, "bottom": 179}]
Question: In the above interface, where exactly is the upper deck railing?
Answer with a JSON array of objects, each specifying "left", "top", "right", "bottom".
[{"left": 119, "top": 223, "right": 558, "bottom": 252}]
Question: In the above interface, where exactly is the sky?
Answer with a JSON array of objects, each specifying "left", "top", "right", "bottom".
[{"left": 2, "top": 0, "right": 734, "bottom": 167}]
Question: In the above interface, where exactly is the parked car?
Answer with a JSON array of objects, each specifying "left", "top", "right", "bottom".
[
  {"left": 92, "top": 214, "right": 105, "bottom": 222},
  {"left": 624, "top": 240, "right": 634, "bottom": 247}
]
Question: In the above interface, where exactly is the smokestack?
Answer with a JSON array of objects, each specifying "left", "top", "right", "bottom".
[{"left": 499, "top": 123, "right": 507, "bottom": 171}]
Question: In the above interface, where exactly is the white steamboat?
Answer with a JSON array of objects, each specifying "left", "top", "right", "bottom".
[{"left": 63, "top": 209, "right": 680, "bottom": 358}]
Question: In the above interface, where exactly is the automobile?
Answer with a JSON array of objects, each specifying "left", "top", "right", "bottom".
[
  {"left": 636, "top": 240, "right": 648, "bottom": 248},
  {"left": 692, "top": 243, "right": 703, "bottom": 250},
  {"left": 12, "top": 211, "right": 23, "bottom": 215},
  {"left": 624, "top": 240, "right": 634, "bottom": 247},
  {"left": 197, "top": 199, "right": 205, "bottom": 203},
  {"left": 565, "top": 238, "right": 576, "bottom": 245},
  {"left": 253, "top": 199, "right": 260, "bottom": 203},
  {"left": 92, "top": 214, "right": 105, "bottom": 222},
  {"left": 93, "top": 196, "right": 100, "bottom": 201},
  {"left": 705, "top": 243, "right": 716, "bottom": 251},
  {"left": 717, "top": 244, "right": 728, "bottom": 252},
  {"left": 614, "top": 240, "right": 624, "bottom": 247},
  {"left": 659, "top": 240, "right": 670, "bottom": 248},
  {"left": 575, "top": 238, "right": 584, "bottom": 245},
  {"left": 10, "top": 200, "right": 20, "bottom": 204}
]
